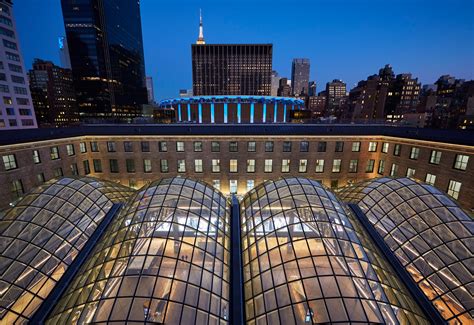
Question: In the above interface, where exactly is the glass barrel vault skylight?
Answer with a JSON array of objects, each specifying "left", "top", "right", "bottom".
[
  {"left": 240, "top": 178, "right": 428, "bottom": 324},
  {"left": 46, "top": 177, "right": 231, "bottom": 324},
  {"left": 339, "top": 177, "right": 474, "bottom": 324},
  {"left": 0, "top": 177, "right": 133, "bottom": 323}
]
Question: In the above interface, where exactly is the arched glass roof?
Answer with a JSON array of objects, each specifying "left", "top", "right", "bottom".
[
  {"left": 46, "top": 177, "right": 231, "bottom": 324},
  {"left": 339, "top": 177, "right": 473, "bottom": 323},
  {"left": 0, "top": 177, "right": 133, "bottom": 324},
  {"left": 240, "top": 177, "right": 428, "bottom": 324}
]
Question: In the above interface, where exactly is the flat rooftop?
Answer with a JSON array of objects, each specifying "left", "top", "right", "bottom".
[{"left": 0, "top": 125, "right": 472, "bottom": 146}]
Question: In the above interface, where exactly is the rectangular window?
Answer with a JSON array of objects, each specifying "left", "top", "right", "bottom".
[
  {"left": 230, "top": 159, "right": 238, "bottom": 173},
  {"left": 83, "top": 160, "right": 90, "bottom": 175},
  {"left": 193, "top": 141, "right": 202, "bottom": 152},
  {"left": 425, "top": 173, "right": 436, "bottom": 186},
  {"left": 126, "top": 159, "right": 135, "bottom": 173},
  {"left": 453, "top": 154, "right": 469, "bottom": 170},
  {"left": 247, "top": 180, "right": 255, "bottom": 191},
  {"left": 143, "top": 159, "right": 152, "bottom": 173},
  {"left": 406, "top": 168, "right": 416, "bottom": 178},
  {"left": 160, "top": 159, "right": 169, "bottom": 173},
  {"left": 349, "top": 159, "right": 358, "bottom": 173},
  {"left": 211, "top": 141, "right": 220, "bottom": 152},
  {"left": 37, "top": 173, "right": 45, "bottom": 184},
  {"left": 382, "top": 142, "right": 389, "bottom": 153},
  {"left": 280, "top": 141, "right": 291, "bottom": 152},
  {"left": 331, "top": 180, "right": 339, "bottom": 189},
  {"left": 54, "top": 167, "right": 63, "bottom": 177},
  {"left": 265, "top": 141, "right": 274, "bottom": 152},
  {"left": 332, "top": 159, "right": 341, "bottom": 173},
  {"left": 410, "top": 147, "right": 420, "bottom": 160},
  {"left": 50, "top": 146, "right": 60, "bottom": 160},
  {"left": 141, "top": 141, "right": 150, "bottom": 152},
  {"left": 2, "top": 154, "right": 17, "bottom": 170},
  {"left": 335, "top": 141, "right": 344, "bottom": 152},
  {"left": 366, "top": 159, "right": 375, "bottom": 172},
  {"left": 107, "top": 141, "right": 116, "bottom": 152},
  {"left": 378, "top": 160, "right": 385, "bottom": 174},
  {"left": 158, "top": 141, "right": 168, "bottom": 152},
  {"left": 8, "top": 63, "right": 22, "bottom": 73},
  {"left": 177, "top": 159, "right": 186, "bottom": 172},
  {"left": 11, "top": 75, "right": 24, "bottom": 84},
  {"left": 176, "top": 141, "right": 184, "bottom": 152},
  {"left": 317, "top": 142, "right": 327, "bottom": 152},
  {"left": 13, "top": 86, "right": 27, "bottom": 95},
  {"left": 264, "top": 159, "right": 273, "bottom": 173},
  {"left": 11, "top": 180, "right": 23, "bottom": 199},
  {"left": 299, "top": 159, "right": 308, "bottom": 173},
  {"left": 3, "top": 96, "right": 12, "bottom": 104},
  {"left": 281, "top": 159, "right": 290, "bottom": 173},
  {"left": 124, "top": 141, "right": 133, "bottom": 152},
  {"left": 16, "top": 97, "right": 29, "bottom": 105},
  {"left": 393, "top": 144, "right": 401, "bottom": 156},
  {"left": 300, "top": 141, "right": 309, "bottom": 152},
  {"left": 93, "top": 159, "right": 102, "bottom": 173},
  {"left": 33, "top": 150, "right": 41, "bottom": 164},
  {"left": 3, "top": 39, "right": 16, "bottom": 50},
  {"left": 213, "top": 180, "right": 221, "bottom": 191},
  {"left": 229, "top": 180, "right": 238, "bottom": 194},
  {"left": 368, "top": 142, "right": 377, "bottom": 152},
  {"left": 71, "top": 163, "right": 79, "bottom": 176},
  {"left": 315, "top": 159, "right": 324, "bottom": 173},
  {"left": 0, "top": 84, "right": 8, "bottom": 93},
  {"left": 429, "top": 150, "right": 442, "bottom": 164},
  {"left": 79, "top": 142, "right": 87, "bottom": 153},
  {"left": 0, "top": 26, "right": 14, "bottom": 38},
  {"left": 229, "top": 142, "right": 238, "bottom": 152},
  {"left": 66, "top": 144, "right": 75, "bottom": 156},
  {"left": 247, "top": 141, "right": 256, "bottom": 152},
  {"left": 6, "top": 51, "right": 20, "bottom": 62},
  {"left": 247, "top": 159, "right": 255, "bottom": 173},
  {"left": 447, "top": 180, "right": 461, "bottom": 199},
  {"left": 194, "top": 159, "right": 203, "bottom": 173},
  {"left": 212, "top": 159, "right": 220, "bottom": 172},
  {"left": 90, "top": 141, "right": 99, "bottom": 152},
  {"left": 109, "top": 159, "right": 119, "bottom": 173},
  {"left": 390, "top": 163, "right": 398, "bottom": 176}
]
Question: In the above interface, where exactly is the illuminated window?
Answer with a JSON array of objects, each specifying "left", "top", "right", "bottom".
[
  {"left": 247, "top": 141, "right": 256, "bottom": 152},
  {"left": 213, "top": 179, "right": 221, "bottom": 190},
  {"left": 378, "top": 160, "right": 385, "bottom": 174},
  {"left": 264, "top": 159, "right": 272, "bottom": 173},
  {"left": 349, "top": 159, "right": 358, "bottom": 173},
  {"left": 2, "top": 154, "right": 17, "bottom": 170},
  {"left": 410, "top": 147, "right": 419, "bottom": 160},
  {"left": 246, "top": 180, "right": 254, "bottom": 191},
  {"left": 281, "top": 159, "right": 290, "bottom": 172},
  {"left": 453, "top": 154, "right": 469, "bottom": 170},
  {"left": 176, "top": 141, "right": 184, "bottom": 152},
  {"left": 393, "top": 144, "right": 401, "bottom": 156},
  {"left": 160, "top": 159, "right": 169, "bottom": 172},
  {"left": 299, "top": 159, "right": 308, "bottom": 172},
  {"left": 194, "top": 159, "right": 203, "bottom": 173},
  {"left": 368, "top": 142, "right": 377, "bottom": 152},
  {"left": 66, "top": 144, "right": 75, "bottom": 156},
  {"left": 143, "top": 159, "right": 152, "bottom": 173},
  {"left": 390, "top": 163, "right": 398, "bottom": 176},
  {"left": 429, "top": 150, "right": 442, "bottom": 164},
  {"left": 193, "top": 141, "right": 202, "bottom": 152},
  {"left": 212, "top": 159, "right": 220, "bottom": 172},
  {"left": 315, "top": 159, "right": 324, "bottom": 172},
  {"left": 230, "top": 180, "right": 238, "bottom": 193},
  {"left": 447, "top": 180, "right": 461, "bottom": 199},
  {"left": 211, "top": 141, "right": 220, "bottom": 152},
  {"left": 332, "top": 159, "right": 341, "bottom": 172},
  {"left": 230, "top": 159, "right": 238, "bottom": 173},
  {"left": 382, "top": 142, "right": 389, "bottom": 153},
  {"left": 50, "top": 146, "right": 60, "bottom": 160},
  {"left": 107, "top": 141, "right": 116, "bottom": 152},
  {"left": 425, "top": 173, "right": 436, "bottom": 186},
  {"left": 366, "top": 159, "right": 375, "bottom": 172},
  {"left": 177, "top": 159, "right": 186, "bottom": 172},
  {"left": 247, "top": 159, "right": 255, "bottom": 172},
  {"left": 83, "top": 160, "right": 90, "bottom": 175},
  {"left": 79, "top": 142, "right": 87, "bottom": 153},
  {"left": 158, "top": 141, "right": 167, "bottom": 152},
  {"left": 406, "top": 168, "right": 416, "bottom": 178}
]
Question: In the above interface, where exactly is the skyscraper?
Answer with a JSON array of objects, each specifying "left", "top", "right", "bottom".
[
  {"left": 29, "top": 59, "right": 79, "bottom": 127},
  {"left": 291, "top": 58, "right": 310, "bottom": 96},
  {"left": 192, "top": 44, "right": 273, "bottom": 96},
  {"left": 271, "top": 70, "right": 280, "bottom": 96},
  {"left": 0, "top": 0, "right": 37, "bottom": 130},
  {"left": 61, "top": 0, "right": 148, "bottom": 122},
  {"left": 58, "top": 36, "right": 71, "bottom": 69}
]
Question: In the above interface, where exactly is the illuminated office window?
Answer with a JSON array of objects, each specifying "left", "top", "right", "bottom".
[{"left": 281, "top": 159, "right": 290, "bottom": 172}]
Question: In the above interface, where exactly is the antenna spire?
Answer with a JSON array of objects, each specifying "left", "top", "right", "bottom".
[{"left": 196, "top": 9, "right": 205, "bottom": 44}]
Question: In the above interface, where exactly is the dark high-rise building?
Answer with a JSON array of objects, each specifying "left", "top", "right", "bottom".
[
  {"left": 61, "top": 0, "right": 147, "bottom": 122},
  {"left": 325, "top": 79, "right": 347, "bottom": 118},
  {"left": 291, "top": 58, "right": 310, "bottom": 96},
  {"left": 385, "top": 73, "right": 421, "bottom": 121},
  {"left": 192, "top": 44, "right": 273, "bottom": 96},
  {"left": 29, "top": 59, "right": 79, "bottom": 127},
  {"left": 277, "top": 77, "right": 292, "bottom": 97},
  {"left": 308, "top": 81, "right": 317, "bottom": 96},
  {"left": 350, "top": 75, "right": 389, "bottom": 122}
]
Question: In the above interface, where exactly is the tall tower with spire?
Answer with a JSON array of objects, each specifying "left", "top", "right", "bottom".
[{"left": 196, "top": 9, "right": 205, "bottom": 44}]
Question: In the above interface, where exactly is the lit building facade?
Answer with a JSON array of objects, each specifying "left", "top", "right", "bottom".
[
  {"left": 291, "top": 58, "right": 310, "bottom": 96},
  {"left": 0, "top": 0, "right": 37, "bottom": 130},
  {"left": 192, "top": 44, "right": 272, "bottom": 96},
  {"left": 158, "top": 96, "right": 305, "bottom": 124}
]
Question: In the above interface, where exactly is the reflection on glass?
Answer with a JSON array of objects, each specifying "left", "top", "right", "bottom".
[
  {"left": 0, "top": 177, "right": 133, "bottom": 324},
  {"left": 339, "top": 177, "right": 473, "bottom": 324},
  {"left": 46, "top": 177, "right": 230, "bottom": 324},
  {"left": 241, "top": 177, "right": 428, "bottom": 324}
]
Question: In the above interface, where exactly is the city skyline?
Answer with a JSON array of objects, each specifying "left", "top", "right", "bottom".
[{"left": 16, "top": 0, "right": 474, "bottom": 100}]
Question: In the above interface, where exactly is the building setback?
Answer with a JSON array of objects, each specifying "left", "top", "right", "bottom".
[
  {"left": 192, "top": 44, "right": 272, "bottom": 96},
  {"left": 291, "top": 58, "right": 310, "bottom": 96},
  {"left": 0, "top": 0, "right": 37, "bottom": 130},
  {"left": 61, "top": 0, "right": 148, "bottom": 122},
  {"left": 29, "top": 59, "right": 79, "bottom": 127}
]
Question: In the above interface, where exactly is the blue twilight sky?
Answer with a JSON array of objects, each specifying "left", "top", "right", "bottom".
[{"left": 16, "top": 0, "right": 474, "bottom": 101}]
